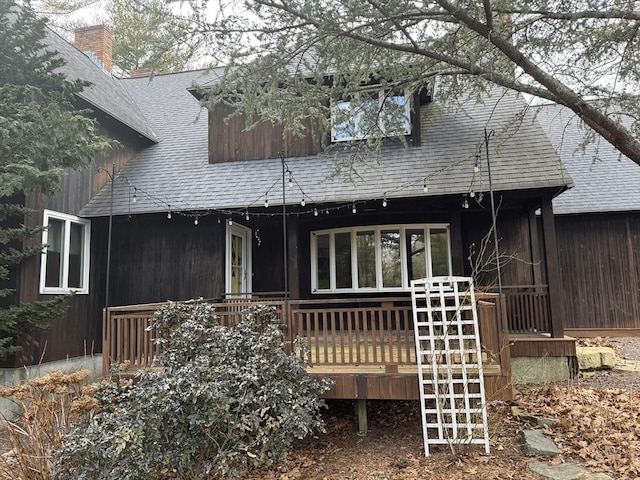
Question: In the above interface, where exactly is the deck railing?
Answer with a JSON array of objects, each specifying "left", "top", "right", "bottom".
[
  {"left": 102, "top": 294, "right": 510, "bottom": 377},
  {"left": 488, "top": 285, "right": 550, "bottom": 334}
]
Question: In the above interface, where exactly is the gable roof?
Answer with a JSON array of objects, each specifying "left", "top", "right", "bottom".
[
  {"left": 80, "top": 71, "right": 572, "bottom": 218},
  {"left": 46, "top": 28, "right": 157, "bottom": 142},
  {"left": 537, "top": 104, "right": 640, "bottom": 215}
]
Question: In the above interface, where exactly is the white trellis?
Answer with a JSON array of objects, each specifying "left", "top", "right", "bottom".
[{"left": 410, "top": 276, "right": 490, "bottom": 456}]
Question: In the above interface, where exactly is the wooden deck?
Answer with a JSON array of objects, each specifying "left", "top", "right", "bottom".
[{"left": 103, "top": 294, "right": 513, "bottom": 401}]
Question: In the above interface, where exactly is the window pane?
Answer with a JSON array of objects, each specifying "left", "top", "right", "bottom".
[
  {"left": 407, "top": 229, "right": 426, "bottom": 281},
  {"left": 356, "top": 231, "right": 376, "bottom": 288},
  {"left": 430, "top": 228, "right": 451, "bottom": 276},
  {"left": 316, "top": 234, "right": 330, "bottom": 290},
  {"left": 45, "top": 219, "right": 64, "bottom": 288},
  {"left": 335, "top": 233, "right": 352, "bottom": 289},
  {"left": 382, "top": 94, "right": 411, "bottom": 135},
  {"left": 68, "top": 222, "right": 84, "bottom": 288},
  {"left": 381, "top": 230, "right": 401, "bottom": 287}
]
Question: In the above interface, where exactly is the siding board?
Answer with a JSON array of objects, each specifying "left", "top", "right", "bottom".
[{"left": 555, "top": 212, "right": 640, "bottom": 330}]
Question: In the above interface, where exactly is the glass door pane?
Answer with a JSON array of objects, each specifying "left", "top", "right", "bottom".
[
  {"left": 356, "top": 230, "right": 376, "bottom": 288},
  {"left": 430, "top": 228, "right": 451, "bottom": 276},
  {"left": 381, "top": 229, "right": 401, "bottom": 287},
  {"left": 406, "top": 228, "right": 426, "bottom": 281}
]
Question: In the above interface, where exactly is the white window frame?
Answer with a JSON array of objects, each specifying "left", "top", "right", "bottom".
[
  {"left": 39, "top": 210, "right": 91, "bottom": 295},
  {"left": 225, "top": 222, "right": 252, "bottom": 296},
  {"left": 310, "top": 224, "right": 451, "bottom": 293},
  {"left": 330, "top": 88, "right": 412, "bottom": 142}
]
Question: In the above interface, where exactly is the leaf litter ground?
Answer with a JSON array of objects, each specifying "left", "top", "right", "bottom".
[{"left": 244, "top": 380, "right": 640, "bottom": 479}]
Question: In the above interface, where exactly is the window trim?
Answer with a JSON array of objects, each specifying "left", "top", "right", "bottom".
[
  {"left": 310, "top": 223, "right": 451, "bottom": 293},
  {"left": 330, "top": 88, "right": 412, "bottom": 143},
  {"left": 39, "top": 210, "right": 91, "bottom": 295}
]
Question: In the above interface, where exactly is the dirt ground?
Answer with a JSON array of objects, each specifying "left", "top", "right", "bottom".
[{"left": 243, "top": 338, "right": 640, "bottom": 480}]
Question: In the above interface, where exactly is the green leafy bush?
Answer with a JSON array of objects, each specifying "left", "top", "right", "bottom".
[{"left": 56, "top": 300, "right": 331, "bottom": 479}]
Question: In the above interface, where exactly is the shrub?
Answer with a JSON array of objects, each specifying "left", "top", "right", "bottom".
[
  {"left": 0, "top": 369, "right": 96, "bottom": 480},
  {"left": 56, "top": 300, "right": 331, "bottom": 479}
]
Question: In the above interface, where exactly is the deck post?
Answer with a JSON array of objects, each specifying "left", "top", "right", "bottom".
[
  {"left": 540, "top": 196, "right": 564, "bottom": 338},
  {"left": 356, "top": 399, "right": 368, "bottom": 435}
]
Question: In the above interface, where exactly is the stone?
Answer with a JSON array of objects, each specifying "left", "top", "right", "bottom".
[
  {"left": 536, "top": 417, "right": 557, "bottom": 428},
  {"left": 522, "top": 430, "right": 562, "bottom": 456},
  {"left": 527, "top": 461, "right": 588, "bottom": 480},
  {"left": 576, "top": 347, "right": 617, "bottom": 370},
  {"left": 512, "top": 407, "right": 557, "bottom": 427},
  {"left": 512, "top": 357, "right": 571, "bottom": 384},
  {"left": 614, "top": 359, "right": 640, "bottom": 373}
]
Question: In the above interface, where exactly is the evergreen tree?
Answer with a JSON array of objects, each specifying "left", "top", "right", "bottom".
[{"left": 0, "top": 0, "right": 109, "bottom": 361}]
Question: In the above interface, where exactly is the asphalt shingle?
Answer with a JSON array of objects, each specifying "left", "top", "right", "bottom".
[
  {"left": 80, "top": 70, "right": 572, "bottom": 217},
  {"left": 46, "top": 28, "right": 157, "bottom": 142},
  {"left": 537, "top": 104, "right": 640, "bottom": 215}
]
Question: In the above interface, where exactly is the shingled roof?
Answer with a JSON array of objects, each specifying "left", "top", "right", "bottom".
[
  {"left": 46, "top": 28, "right": 157, "bottom": 142},
  {"left": 80, "top": 69, "right": 572, "bottom": 217},
  {"left": 537, "top": 104, "right": 640, "bottom": 215}
]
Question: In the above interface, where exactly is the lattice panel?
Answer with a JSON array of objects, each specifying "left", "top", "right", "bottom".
[{"left": 410, "top": 276, "right": 490, "bottom": 456}]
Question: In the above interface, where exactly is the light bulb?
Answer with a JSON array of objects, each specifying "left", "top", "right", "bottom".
[
  {"left": 352, "top": 203, "right": 357, "bottom": 214},
  {"left": 423, "top": 178, "right": 428, "bottom": 193},
  {"left": 167, "top": 211, "right": 172, "bottom": 219},
  {"left": 314, "top": 208, "right": 318, "bottom": 216},
  {"left": 264, "top": 197, "right": 269, "bottom": 208},
  {"left": 470, "top": 190, "right": 475, "bottom": 198},
  {"left": 382, "top": 196, "right": 387, "bottom": 207},
  {"left": 462, "top": 199, "right": 469, "bottom": 209},
  {"left": 288, "top": 176, "right": 293, "bottom": 188},
  {"left": 194, "top": 217, "right": 199, "bottom": 225},
  {"left": 245, "top": 211, "right": 250, "bottom": 221},
  {"left": 132, "top": 190, "right": 137, "bottom": 203},
  {"left": 228, "top": 218, "right": 233, "bottom": 226},
  {"left": 301, "top": 198, "right": 306, "bottom": 207}
]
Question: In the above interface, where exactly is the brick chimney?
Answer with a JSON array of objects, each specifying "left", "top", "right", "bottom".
[{"left": 74, "top": 25, "right": 113, "bottom": 73}]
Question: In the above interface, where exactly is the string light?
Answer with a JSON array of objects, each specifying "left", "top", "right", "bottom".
[
  {"left": 301, "top": 198, "right": 306, "bottom": 207},
  {"left": 245, "top": 210, "right": 250, "bottom": 221},
  {"left": 462, "top": 198, "right": 469, "bottom": 209},
  {"left": 352, "top": 203, "right": 357, "bottom": 214},
  {"left": 474, "top": 155, "right": 480, "bottom": 173},
  {"left": 423, "top": 178, "right": 428, "bottom": 193},
  {"left": 167, "top": 211, "right": 172, "bottom": 219},
  {"left": 132, "top": 188, "right": 137, "bottom": 203},
  {"left": 288, "top": 175, "right": 293, "bottom": 188},
  {"left": 314, "top": 208, "right": 318, "bottom": 216},
  {"left": 194, "top": 217, "right": 199, "bottom": 225},
  {"left": 382, "top": 194, "right": 388, "bottom": 207},
  {"left": 228, "top": 218, "right": 233, "bottom": 225},
  {"left": 264, "top": 195, "right": 269, "bottom": 208},
  {"left": 470, "top": 190, "right": 475, "bottom": 198}
]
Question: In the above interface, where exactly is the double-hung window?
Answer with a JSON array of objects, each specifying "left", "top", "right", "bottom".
[
  {"left": 39, "top": 210, "right": 90, "bottom": 294},
  {"left": 331, "top": 88, "right": 411, "bottom": 142},
  {"left": 311, "top": 224, "right": 451, "bottom": 292}
]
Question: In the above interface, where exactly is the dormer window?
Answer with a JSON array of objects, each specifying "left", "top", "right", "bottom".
[{"left": 331, "top": 88, "right": 411, "bottom": 142}]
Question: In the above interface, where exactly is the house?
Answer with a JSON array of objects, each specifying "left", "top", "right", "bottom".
[
  {"left": 537, "top": 104, "right": 640, "bottom": 336},
  {"left": 5, "top": 24, "right": 580, "bottom": 401}
]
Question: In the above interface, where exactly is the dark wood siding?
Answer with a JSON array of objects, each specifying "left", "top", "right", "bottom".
[
  {"left": 209, "top": 103, "right": 324, "bottom": 163},
  {"left": 11, "top": 125, "right": 147, "bottom": 366},
  {"left": 108, "top": 214, "right": 226, "bottom": 305},
  {"left": 460, "top": 208, "right": 537, "bottom": 287},
  {"left": 556, "top": 212, "right": 640, "bottom": 330}
]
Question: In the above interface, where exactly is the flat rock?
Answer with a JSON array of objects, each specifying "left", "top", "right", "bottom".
[
  {"left": 576, "top": 347, "right": 617, "bottom": 370},
  {"left": 528, "top": 461, "right": 613, "bottom": 480},
  {"left": 522, "top": 430, "right": 562, "bottom": 456},
  {"left": 614, "top": 359, "right": 640, "bottom": 373}
]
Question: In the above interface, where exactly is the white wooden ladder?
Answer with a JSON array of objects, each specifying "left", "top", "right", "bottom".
[{"left": 410, "top": 276, "right": 490, "bottom": 456}]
